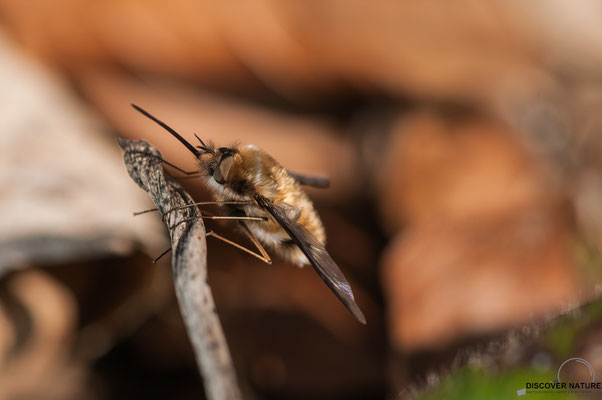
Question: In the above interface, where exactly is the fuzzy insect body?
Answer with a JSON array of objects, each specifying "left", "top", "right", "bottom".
[
  {"left": 132, "top": 104, "right": 366, "bottom": 324},
  {"left": 202, "top": 144, "right": 325, "bottom": 266}
]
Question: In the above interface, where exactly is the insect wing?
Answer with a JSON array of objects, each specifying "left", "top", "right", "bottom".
[
  {"left": 288, "top": 171, "right": 330, "bottom": 188},
  {"left": 255, "top": 195, "right": 366, "bottom": 324}
]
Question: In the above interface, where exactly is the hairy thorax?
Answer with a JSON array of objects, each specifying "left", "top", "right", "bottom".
[{"left": 200, "top": 145, "right": 325, "bottom": 266}]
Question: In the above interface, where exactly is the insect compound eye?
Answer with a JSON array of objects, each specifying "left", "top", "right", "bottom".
[{"left": 214, "top": 154, "right": 234, "bottom": 184}]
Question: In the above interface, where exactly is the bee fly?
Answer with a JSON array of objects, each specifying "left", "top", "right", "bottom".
[{"left": 132, "top": 104, "right": 366, "bottom": 324}]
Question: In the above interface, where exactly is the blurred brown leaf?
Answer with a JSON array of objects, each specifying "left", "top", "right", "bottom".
[
  {"left": 377, "top": 111, "right": 544, "bottom": 233},
  {"left": 382, "top": 205, "right": 580, "bottom": 351},
  {"left": 377, "top": 111, "right": 582, "bottom": 350},
  {"left": 0, "top": 270, "right": 87, "bottom": 400},
  {"left": 0, "top": 0, "right": 583, "bottom": 102},
  {"left": 0, "top": 32, "right": 166, "bottom": 272}
]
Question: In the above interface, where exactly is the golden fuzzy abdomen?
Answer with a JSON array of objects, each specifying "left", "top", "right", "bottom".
[
  {"left": 211, "top": 144, "right": 326, "bottom": 266},
  {"left": 242, "top": 186, "right": 325, "bottom": 266}
]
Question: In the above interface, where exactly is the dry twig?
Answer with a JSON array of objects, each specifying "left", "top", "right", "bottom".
[{"left": 117, "top": 138, "right": 242, "bottom": 400}]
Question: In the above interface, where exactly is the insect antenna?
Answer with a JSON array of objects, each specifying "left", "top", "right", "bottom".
[
  {"left": 194, "top": 133, "right": 214, "bottom": 154},
  {"left": 131, "top": 104, "right": 201, "bottom": 158}
]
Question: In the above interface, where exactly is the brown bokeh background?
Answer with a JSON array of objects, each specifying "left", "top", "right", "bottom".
[{"left": 0, "top": 1, "right": 601, "bottom": 399}]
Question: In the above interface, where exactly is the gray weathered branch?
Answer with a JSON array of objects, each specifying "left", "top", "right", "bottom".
[{"left": 117, "top": 138, "right": 242, "bottom": 400}]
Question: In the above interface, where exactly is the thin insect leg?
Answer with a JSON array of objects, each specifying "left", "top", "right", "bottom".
[
  {"left": 153, "top": 247, "right": 171, "bottom": 263},
  {"left": 163, "top": 213, "right": 263, "bottom": 223},
  {"left": 238, "top": 222, "right": 272, "bottom": 263},
  {"left": 163, "top": 212, "right": 264, "bottom": 224},
  {"left": 167, "top": 215, "right": 265, "bottom": 230},
  {"left": 194, "top": 209, "right": 264, "bottom": 220},
  {"left": 206, "top": 231, "right": 272, "bottom": 264},
  {"left": 202, "top": 215, "right": 267, "bottom": 221},
  {"left": 134, "top": 201, "right": 252, "bottom": 216},
  {"left": 134, "top": 208, "right": 160, "bottom": 216},
  {"left": 200, "top": 209, "right": 215, "bottom": 217}
]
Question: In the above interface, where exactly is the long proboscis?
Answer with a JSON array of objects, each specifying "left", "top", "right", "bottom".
[{"left": 131, "top": 104, "right": 201, "bottom": 158}]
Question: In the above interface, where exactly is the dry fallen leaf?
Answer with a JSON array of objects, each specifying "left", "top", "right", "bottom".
[
  {"left": 382, "top": 205, "right": 580, "bottom": 351},
  {"left": 2, "top": 0, "right": 598, "bottom": 103},
  {"left": 377, "top": 111, "right": 582, "bottom": 350},
  {"left": 376, "top": 111, "right": 545, "bottom": 233},
  {"left": 0, "top": 269, "right": 85, "bottom": 400},
  {"left": 0, "top": 31, "right": 166, "bottom": 272}
]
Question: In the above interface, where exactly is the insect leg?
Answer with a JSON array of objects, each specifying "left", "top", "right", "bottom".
[
  {"left": 134, "top": 201, "right": 252, "bottom": 216},
  {"left": 206, "top": 231, "right": 272, "bottom": 264},
  {"left": 237, "top": 222, "right": 272, "bottom": 263},
  {"left": 167, "top": 214, "right": 266, "bottom": 230},
  {"left": 158, "top": 215, "right": 272, "bottom": 264},
  {"left": 152, "top": 247, "right": 171, "bottom": 263},
  {"left": 202, "top": 215, "right": 267, "bottom": 221}
]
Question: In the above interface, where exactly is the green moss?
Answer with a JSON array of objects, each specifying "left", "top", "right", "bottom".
[
  {"left": 585, "top": 298, "right": 602, "bottom": 320},
  {"left": 543, "top": 297, "right": 602, "bottom": 357},
  {"left": 574, "top": 239, "right": 602, "bottom": 290},
  {"left": 544, "top": 323, "right": 579, "bottom": 358},
  {"left": 415, "top": 367, "right": 578, "bottom": 400}
]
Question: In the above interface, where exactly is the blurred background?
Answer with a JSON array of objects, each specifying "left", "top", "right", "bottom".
[{"left": 0, "top": 1, "right": 602, "bottom": 399}]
